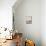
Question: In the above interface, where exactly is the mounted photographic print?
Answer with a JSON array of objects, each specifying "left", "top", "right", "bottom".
[{"left": 26, "top": 16, "right": 32, "bottom": 24}]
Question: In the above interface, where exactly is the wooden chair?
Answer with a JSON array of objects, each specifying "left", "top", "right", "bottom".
[{"left": 14, "top": 33, "right": 23, "bottom": 46}]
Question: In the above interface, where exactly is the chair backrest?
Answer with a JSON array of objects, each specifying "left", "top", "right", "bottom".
[{"left": 15, "top": 33, "right": 23, "bottom": 46}]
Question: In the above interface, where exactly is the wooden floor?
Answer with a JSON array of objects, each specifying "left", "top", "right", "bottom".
[{"left": 0, "top": 39, "right": 16, "bottom": 46}]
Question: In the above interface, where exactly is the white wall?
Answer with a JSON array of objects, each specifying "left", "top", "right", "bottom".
[
  {"left": 41, "top": 0, "right": 46, "bottom": 46},
  {"left": 13, "top": 0, "right": 41, "bottom": 46},
  {"left": 0, "top": 0, "right": 16, "bottom": 30},
  {"left": 0, "top": 0, "right": 46, "bottom": 46}
]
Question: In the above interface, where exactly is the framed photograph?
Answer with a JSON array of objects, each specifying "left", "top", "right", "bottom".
[{"left": 26, "top": 16, "right": 32, "bottom": 24}]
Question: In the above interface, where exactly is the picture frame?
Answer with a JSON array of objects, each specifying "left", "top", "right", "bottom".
[{"left": 25, "top": 16, "right": 32, "bottom": 24}]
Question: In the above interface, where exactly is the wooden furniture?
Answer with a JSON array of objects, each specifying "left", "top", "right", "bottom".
[
  {"left": 6, "top": 35, "right": 12, "bottom": 40},
  {"left": 13, "top": 33, "right": 23, "bottom": 46}
]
